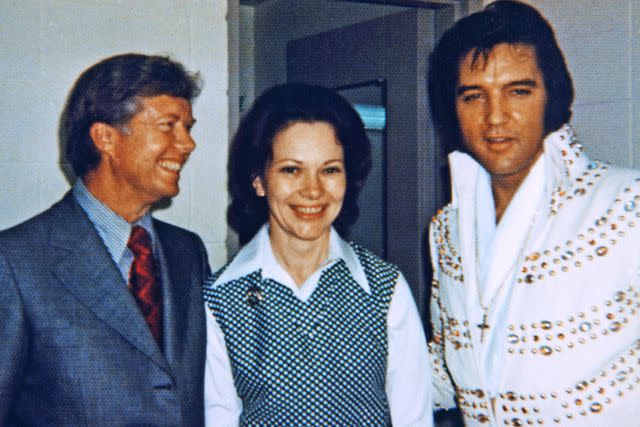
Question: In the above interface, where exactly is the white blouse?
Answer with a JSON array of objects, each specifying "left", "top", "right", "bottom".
[{"left": 204, "top": 225, "right": 433, "bottom": 427}]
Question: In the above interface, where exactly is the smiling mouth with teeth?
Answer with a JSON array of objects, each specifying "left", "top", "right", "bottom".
[
  {"left": 293, "top": 205, "right": 324, "bottom": 215},
  {"left": 158, "top": 160, "right": 183, "bottom": 172}
]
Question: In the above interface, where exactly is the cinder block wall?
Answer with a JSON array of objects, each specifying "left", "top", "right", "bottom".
[{"left": 0, "top": 0, "right": 229, "bottom": 269}]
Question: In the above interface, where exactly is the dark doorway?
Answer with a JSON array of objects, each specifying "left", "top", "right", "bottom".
[
  {"left": 233, "top": 1, "right": 467, "bottom": 424},
  {"left": 286, "top": 8, "right": 451, "bottom": 317},
  {"left": 336, "top": 80, "right": 387, "bottom": 258}
]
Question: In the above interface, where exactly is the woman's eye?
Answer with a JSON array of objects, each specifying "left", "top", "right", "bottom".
[
  {"left": 280, "top": 166, "right": 299, "bottom": 174},
  {"left": 324, "top": 166, "right": 343, "bottom": 174}
]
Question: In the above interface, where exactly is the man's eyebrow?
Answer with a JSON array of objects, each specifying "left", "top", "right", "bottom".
[
  {"left": 154, "top": 112, "right": 179, "bottom": 120},
  {"left": 456, "top": 79, "right": 539, "bottom": 95},
  {"left": 154, "top": 112, "right": 196, "bottom": 122},
  {"left": 506, "top": 79, "right": 539, "bottom": 88},
  {"left": 456, "top": 85, "right": 481, "bottom": 95}
]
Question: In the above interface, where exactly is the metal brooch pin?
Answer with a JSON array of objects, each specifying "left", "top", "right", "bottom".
[{"left": 247, "top": 285, "right": 263, "bottom": 307}]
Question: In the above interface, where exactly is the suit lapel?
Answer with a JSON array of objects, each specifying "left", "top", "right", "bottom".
[
  {"left": 50, "top": 194, "right": 170, "bottom": 372},
  {"left": 154, "top": 221, "right": 192, "bottom": 366}
]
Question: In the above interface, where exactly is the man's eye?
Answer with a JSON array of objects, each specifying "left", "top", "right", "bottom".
[
  {"left": 460, "top": 93, "right": 481, "bottom": 103},
  {"left": 157, "top": 121, "right": 175, "bottom": 131},
  {"left": 512, "top": 88, "right": 532, "bottom": 96}
]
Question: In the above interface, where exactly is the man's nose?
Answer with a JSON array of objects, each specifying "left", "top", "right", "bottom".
[
  {"left": 485, "top": 95, "right": 508, "bottom": 125},
  {"left": 176, "top": 126, "right": 196, "bottom": 154}
]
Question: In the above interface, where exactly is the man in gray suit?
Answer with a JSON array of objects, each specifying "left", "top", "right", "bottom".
[{"left": 0, "top": 53, "right": 211, "bottom": 425}]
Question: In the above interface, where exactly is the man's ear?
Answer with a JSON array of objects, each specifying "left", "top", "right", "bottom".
[
  {"left": 252, "top": 175, "right": 266, "bottom": 197},
  {"left": 89, "top": 122, "right": 120, "bottom": 157}
]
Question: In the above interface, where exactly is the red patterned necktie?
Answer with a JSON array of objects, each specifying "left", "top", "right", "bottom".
[{"left": 127, "top": 225, "right": 163, "bottom": 349}]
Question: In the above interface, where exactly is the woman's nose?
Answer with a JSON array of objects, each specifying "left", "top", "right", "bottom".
[{"left": 300, "top": 172, "right": 322, "bottom": 198}]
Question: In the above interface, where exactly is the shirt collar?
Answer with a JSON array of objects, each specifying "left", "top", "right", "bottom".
[
  {"left": 73, "top": 179, "right": 155, "bottom": 263},
  {"left": 542, "top": 124, "right": 593, "bottom": 194},
  {"left": 448, "top": 124, "right": 587, "bottom": 211},
  {"left": 212, "top": 224, "right": 370, "bottom": 293}
]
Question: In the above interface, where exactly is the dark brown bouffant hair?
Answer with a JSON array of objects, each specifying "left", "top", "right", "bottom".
[
  {"left": 227, "top": 83, "right": 372, "bottom": 245},
  {"left": 428, "top": 0, "right": 574, "bottom": 153}
]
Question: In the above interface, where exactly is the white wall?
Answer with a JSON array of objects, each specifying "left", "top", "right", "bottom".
[
  {"left": 0, "top": 0, "right": 229, "bottom": 269},
  {"left": 486, "top": 0, "right": 639, "bottom": 168}
]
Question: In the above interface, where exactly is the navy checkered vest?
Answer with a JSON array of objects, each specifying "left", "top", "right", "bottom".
[{"left": 204, "top": 243, "right": 398, "bottom": 426}]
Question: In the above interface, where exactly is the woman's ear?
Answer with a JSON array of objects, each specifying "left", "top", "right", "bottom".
[{"left": 252, "top": 175, "right": 266, "bottom": 197}]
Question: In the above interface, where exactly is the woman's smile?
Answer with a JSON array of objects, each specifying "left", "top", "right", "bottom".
[{"left": 252, "top": 121, "right": 346, "bottom": 244}]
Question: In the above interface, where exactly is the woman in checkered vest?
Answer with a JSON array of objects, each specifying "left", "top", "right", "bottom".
[{"left": 203, "top": 83, "right": 432, "bottom": 427}]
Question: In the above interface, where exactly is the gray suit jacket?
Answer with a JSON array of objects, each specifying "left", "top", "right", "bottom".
[{"left": 0, "top": 192, "right": 210, "bottom": 426}]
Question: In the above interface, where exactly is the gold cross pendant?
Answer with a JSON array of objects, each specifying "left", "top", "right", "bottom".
[{"left": 477, "top": 313, "right": 490, "bottom": 342}]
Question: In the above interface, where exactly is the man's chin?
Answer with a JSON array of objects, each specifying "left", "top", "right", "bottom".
[
  {"left": 150, "top": 186, "right": 180, "bottom": 210},
  {"left": 152, "top": 196, "right": 174, "bottom": 210}
]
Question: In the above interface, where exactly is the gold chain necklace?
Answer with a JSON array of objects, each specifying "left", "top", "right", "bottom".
[{"left": 474, "top": 204, "right": 540, "bottom": 343}]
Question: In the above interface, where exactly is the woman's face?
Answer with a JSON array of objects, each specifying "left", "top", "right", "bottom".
[{"left": 253, "top": 121, "right": 346, "bottom": 244}]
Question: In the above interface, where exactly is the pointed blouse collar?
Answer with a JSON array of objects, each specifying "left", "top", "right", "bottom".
[{"left": 210, "top": 224, "right": 370, "bottom": 294}]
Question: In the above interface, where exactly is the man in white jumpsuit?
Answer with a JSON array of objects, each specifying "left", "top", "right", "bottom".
[{"left": 427, "top": 1, "right": 640, "bottom": 425}]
